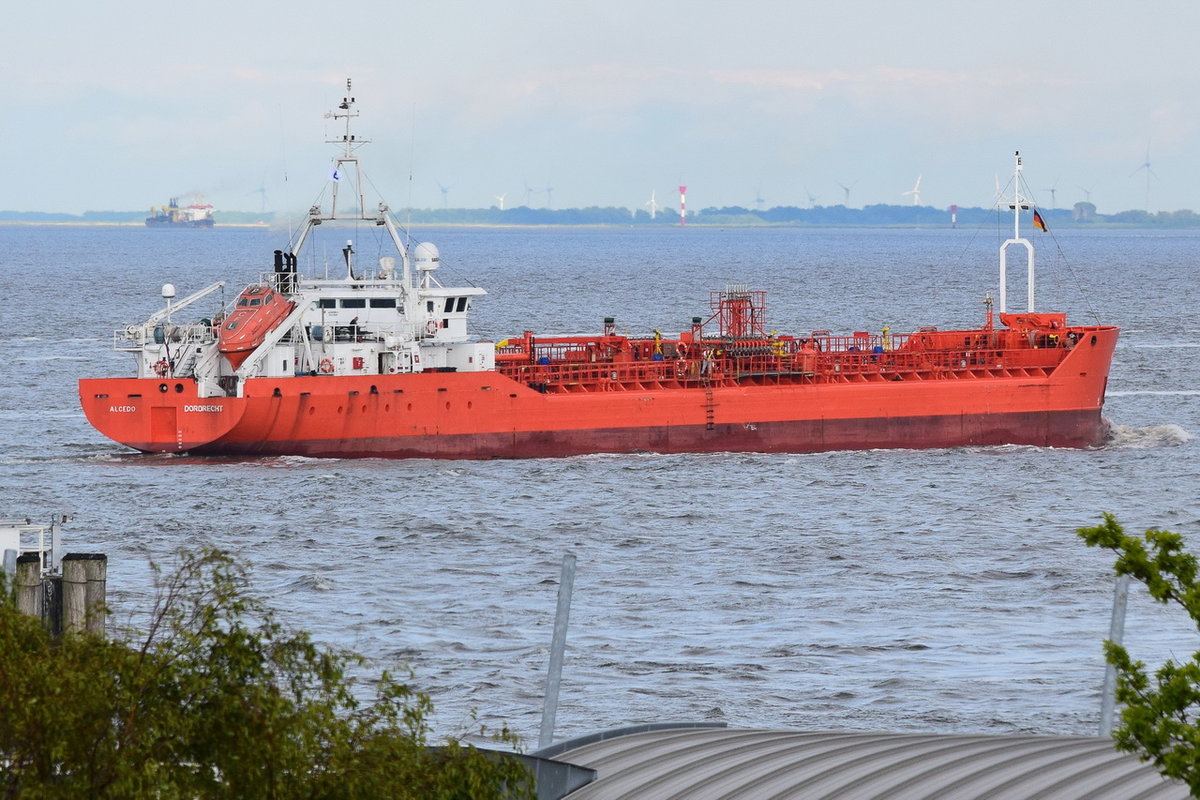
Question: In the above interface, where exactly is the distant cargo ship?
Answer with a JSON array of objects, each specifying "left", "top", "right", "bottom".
[
  {"left": 145, "top": 198, "right": 215, "bottom": 228},
  {"left": 81, "top": 85, "right": 1117, "bottom": 459}
]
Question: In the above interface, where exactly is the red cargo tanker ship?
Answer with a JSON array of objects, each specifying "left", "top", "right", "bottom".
[{"left": 79, "top": 85, "right": 1118, "bottom": 459}]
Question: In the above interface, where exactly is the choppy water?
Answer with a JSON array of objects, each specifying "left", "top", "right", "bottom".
[{"left": 1, "top": 222, "right": 1197, "bottom": 748}]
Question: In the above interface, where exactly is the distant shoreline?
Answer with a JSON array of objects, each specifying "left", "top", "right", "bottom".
[
  {"left": 0, "top": 221, "right": 271, "bottom": 228},
  {"left": 3, "top": 220, "right": 1198, "bottom": 231},
  {"left": 4, "top": 202, "right": 1197, "bottom": 229}
]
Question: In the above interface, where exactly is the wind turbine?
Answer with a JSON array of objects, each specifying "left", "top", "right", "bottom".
[
  {"left": 523, "top": 179, "right": 533, "bottom": 207},
  {"left": 644, "top": 190, "right": 659, "bottom": 219},
  {"left": 1078, "top": 185, "right": 1094, "bottom": 204},
  {"left": 754, "top": 188, "right": 765, "bottom": 211},
  {"left": 544, "top": 186, "right": 554, "bottom": 209},
  {"left": 494, "top": 193, "right": 507, "bottom": 210},
  {"left": 836, "top": 180, "right": 857, "bottom": 207},
  {"left": 1132, "top": 142, "right": 1157, "bottom": 211},
  {"left": 804, "top": 187, "right": 820, "bottom": 207},
  {"left": 436, "top": 181, "right": 450, "bottom": 209},
  {"left": 1044, "top": 180, "right": 1060, "bottom": 209},
  {"left": 902, "top": 175, "right": 922, "bottom": 206}
]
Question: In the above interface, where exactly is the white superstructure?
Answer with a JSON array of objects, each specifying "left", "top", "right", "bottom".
[{"left": 113, "top": 81, "right": 493, "bottom": 400}]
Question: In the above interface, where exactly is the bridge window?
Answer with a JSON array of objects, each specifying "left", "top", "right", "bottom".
[
  {"left": 340, "top": 298, "right": 367, "bottom": 309},
  {"left": 370, "top": 298, "right": 397, "bottom": 308},
  {"left": 444, "top": 298, "right": 455, "bottom": 313},
  {"left": 456, "top": 297, "right": 468, "bottom": 312},
  {"left": 319, "top": 298, "right": 336, "bottom": 309}
]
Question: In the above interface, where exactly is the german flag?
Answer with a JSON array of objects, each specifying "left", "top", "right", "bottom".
[{"left": 1032, "top": 209, "right": 1048, "bottom": 232}]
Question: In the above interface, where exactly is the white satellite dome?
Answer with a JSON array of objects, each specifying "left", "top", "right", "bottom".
[{"left": 413, "top": 242, "right": 440, "bottom": 272}]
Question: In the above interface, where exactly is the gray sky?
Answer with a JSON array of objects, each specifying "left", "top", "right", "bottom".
[{"left": 4, "top": 0, "right": 1197, "bottom": 215}]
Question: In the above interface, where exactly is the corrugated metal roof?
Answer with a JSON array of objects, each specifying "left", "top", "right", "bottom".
[{"left": 533, "top": 725, "right": 1189, "bottom": 799}]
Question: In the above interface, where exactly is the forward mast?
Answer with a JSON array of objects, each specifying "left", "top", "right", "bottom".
[{"left": 999, "top": 150, "right": 1036, "bottom": 314}]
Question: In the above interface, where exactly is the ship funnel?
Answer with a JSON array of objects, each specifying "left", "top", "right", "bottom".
[{"left": 414, "top": 242, "right": 440, "bottom": 272}]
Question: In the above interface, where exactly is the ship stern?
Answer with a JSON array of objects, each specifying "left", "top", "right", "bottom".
[{"left": 79, "top": 378, "right": 245, "bottom": 453}]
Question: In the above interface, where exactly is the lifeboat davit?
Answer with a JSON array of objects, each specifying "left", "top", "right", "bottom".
[{"left": 218, "top": 285, "right": 295, "bottom": 369}]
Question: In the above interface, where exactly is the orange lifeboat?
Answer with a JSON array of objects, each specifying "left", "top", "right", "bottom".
[{"left": 218, "top": 285, "right": 295, "bottom": 369}]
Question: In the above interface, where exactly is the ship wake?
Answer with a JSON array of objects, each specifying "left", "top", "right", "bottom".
[{"left": 1105, "top": 422, "right": 1192, "bottom": 449}]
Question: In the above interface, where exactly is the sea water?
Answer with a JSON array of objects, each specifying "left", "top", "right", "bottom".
[{"left": 0, "top": 222, "right": 1196, "bottom": 746}]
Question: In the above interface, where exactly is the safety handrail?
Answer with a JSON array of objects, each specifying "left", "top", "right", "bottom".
[{"left": 496, "top": 339, "right": 1068, "bottom": 391}]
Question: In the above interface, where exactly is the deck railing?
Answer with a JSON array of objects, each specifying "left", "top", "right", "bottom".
[{"left": 495, "top": 331, "right": 1069, "bottom": 392}]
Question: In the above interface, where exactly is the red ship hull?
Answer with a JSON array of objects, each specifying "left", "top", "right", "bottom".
[
  {"left": 79, "top": 324, "right": 1116, "bottom": 459},
  {"left": 85, "top": 101, "right": 1110, "bottom": 462}
]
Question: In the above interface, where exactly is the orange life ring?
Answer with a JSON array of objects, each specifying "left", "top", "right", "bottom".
[
  {"left": 318, "top": 358, "right": 335, "bottom": 374},
  {"left": 425, "top": 320, "right": 439, "bottom": 335},
  {"left": 153, "top": 359, "right": 169, "bottom": 377}
]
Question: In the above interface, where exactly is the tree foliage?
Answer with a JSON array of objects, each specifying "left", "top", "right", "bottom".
[
  {"left": 0, "top": 548, "right": 533, "bottom": 799},
  {"left": 1078, "top": 513, "right": 1200, "bottom": 793}
]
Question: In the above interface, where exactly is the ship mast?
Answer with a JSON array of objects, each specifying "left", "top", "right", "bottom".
[
  {"left": 327, "top": 79, "right": 368, "bottom": 221},
  {"left": 285, "top": 80, "right": 412, "bottom": 285},
  {"left": 998, "top": 150, "right": 1035, "bottom": 313}
]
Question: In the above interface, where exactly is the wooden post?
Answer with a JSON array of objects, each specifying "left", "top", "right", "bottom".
[
  {"left": 15, "top": 552, "right": 41, "bottom": 618},
  {"left": 44, "top": 575, "right": 62, "bottom": 637},
  {"left": 84, "top": 555, "right": 107, "bottom": 636},
  {"left": 62, "top": 553, "right": 107, "bottom": 636}
]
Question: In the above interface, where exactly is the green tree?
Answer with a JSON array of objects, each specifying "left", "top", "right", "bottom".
[
  {"left": 0, "top": 548, "right": 533, "bottom": 799},
  {"left": 1079, "top": 513, "right": 1200, "bottom": 793}
]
